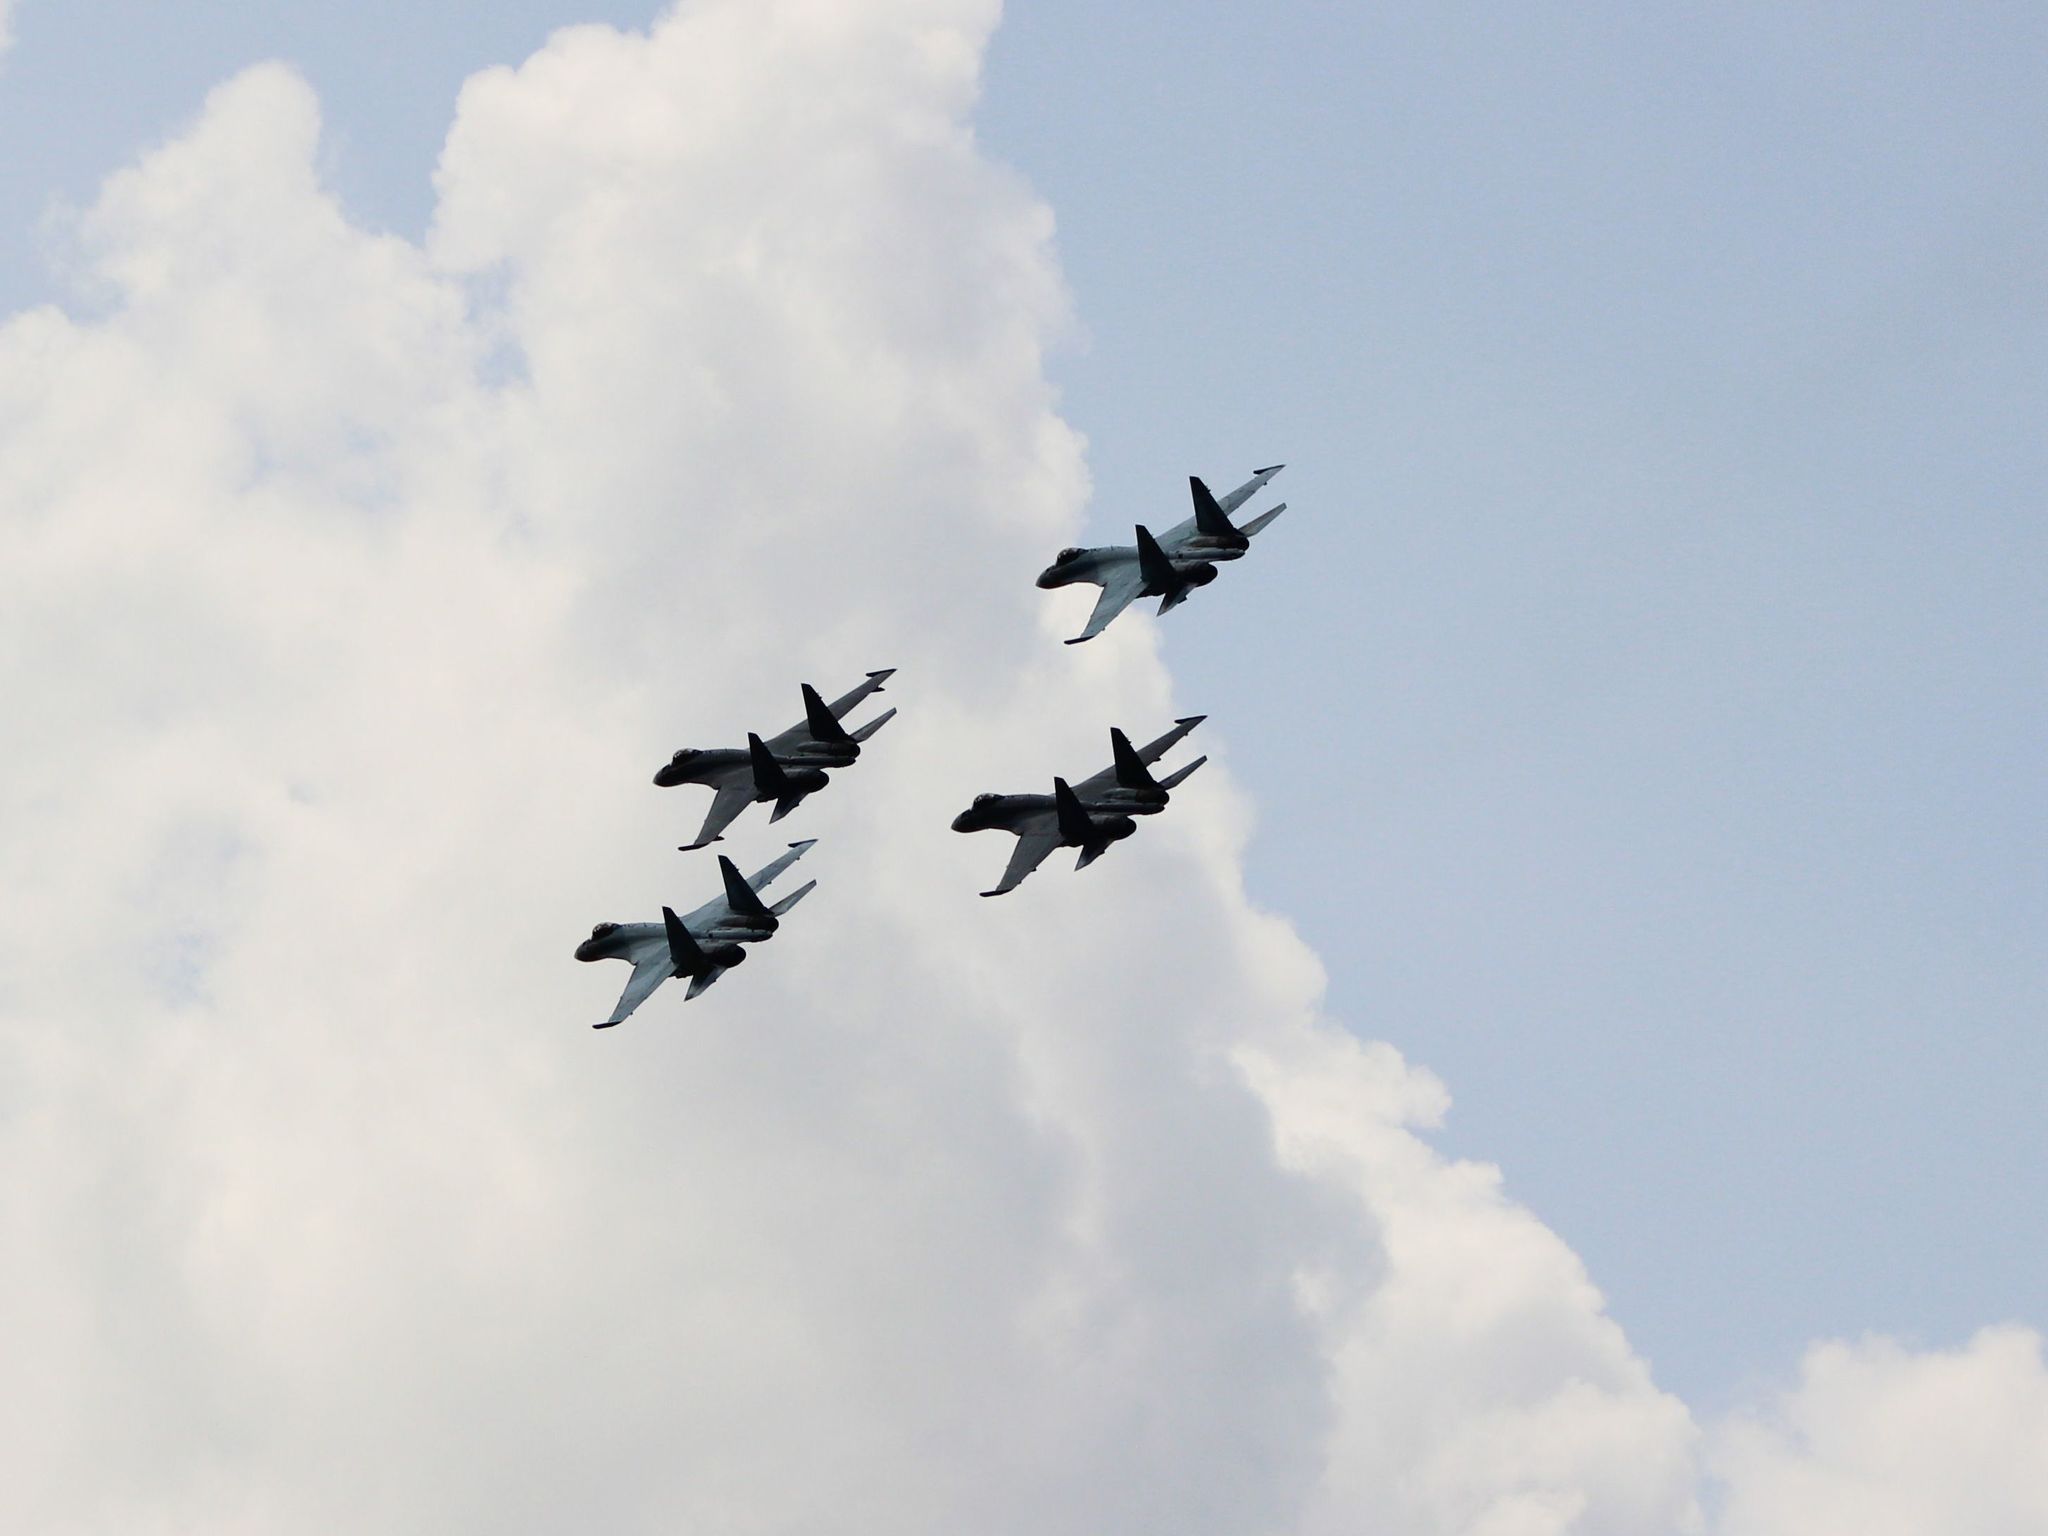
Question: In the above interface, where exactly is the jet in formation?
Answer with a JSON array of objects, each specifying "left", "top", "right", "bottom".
[
  {"left": 952, "top": 716, "right": 1207, "bottom": 896},
  {"left": 656, "top": 670, "right": 896, "bottom": 850},
  {"left": 577, "top": 841, "right": 818, "bottom": 1027},
  {"left": 1037, "top": 465, "right": 1287, "bottom": 644}
]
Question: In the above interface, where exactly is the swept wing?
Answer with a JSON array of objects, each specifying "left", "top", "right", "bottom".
[
  {"left": 1063, "top": 562, "right": 1145, "bottom": 645},
  {"left": 981, "top": 831, "right": 1062, "bottom": 898}
]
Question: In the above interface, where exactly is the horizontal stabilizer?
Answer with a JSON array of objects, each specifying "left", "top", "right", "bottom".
[
  {"left": 1237, "top": 502, "right": 1287, "bottom": 539},
  {"left": 663, "top": 905, "right": 709, "bottom": 976},
  {"left": 747, "top": 732, "right": 790, "bottom": 796},
  {"left": 718, "top": 855, "right": 776, "bottom": 924},
  {"left": 769, "top": 879, "right": 816, "bottom": 917},
  {"left": 850, "top": 706, "right": 896, "bottom": 744},
  {"left": 684, "top": 967, "right": 726, "bottom": 1000},
  {"left": 1157, "top": 754, "right": 1207, "bottom": 792},
  {"left": 801, "top": 683, "right": 856, "bottom": 746}
]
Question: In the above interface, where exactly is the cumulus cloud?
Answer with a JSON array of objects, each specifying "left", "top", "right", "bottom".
[
  {"left": 0, "top": 2, "right": 2037, "bottom": 1533},
  {"left": 1713, "top": 1327, "right": 2048, "bottom": 1536}
]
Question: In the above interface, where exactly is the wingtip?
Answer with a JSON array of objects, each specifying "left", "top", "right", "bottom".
[
  {"left": 1063, "top": 635, "right": 1090, "bottom": 646},
  {"left": 788, "top": 838, "right": 819, "bottom": 851},
  {"left": 1176, "top": 714, "right": 1207, "bottom": 727},
  {"left": 867, "top": 667, "right": 896, "bottom": 684},
  {"left": 593, "top": 1019, "right": 621, "bottom": 1030},
  {"left": 1255, "top": 463, "right": 1284, "bottom": 474},
  {"left": 979, "top": 890, "right": 1004, "bottom": 899}
]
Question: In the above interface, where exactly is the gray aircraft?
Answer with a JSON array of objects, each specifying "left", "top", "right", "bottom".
[
  {"left": 1036, "top": 466, "right": 1287, "bottom": 644},
  {"left": 656, "top": 670, "right": 896, "bottom": 850},
  {"left": 951, "top": 717, "right": 1208, "bottom": 897},
  {"left": 576, "top": 840, "right": 818, "bottom": 1028}
]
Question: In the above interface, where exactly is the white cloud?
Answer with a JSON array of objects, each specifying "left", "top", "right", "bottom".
[
  {"left": 1712, "top": 1326, "right": 2048, "bottom": 1536},
  {"left": 0, "top": 3, "right": 2038, "bottom": 1533}
]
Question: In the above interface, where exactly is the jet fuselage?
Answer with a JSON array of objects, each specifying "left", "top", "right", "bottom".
[
  {"left": 950, "top": 785, "right": 1162, "bottom": 836},
  {"left": 654, "top": 739, "right": 856, "bottom": 788},
  {"left": 573, "top": 906, "right": 774, "bottom": 965}
]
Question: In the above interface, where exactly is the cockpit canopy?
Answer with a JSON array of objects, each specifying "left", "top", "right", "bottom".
[
  {"left": 972, "top": 792, "right": 1001, "bottom": 806},
  {"left": 590, "top": 922, "right": 619, "bottom": 939},
  {"left": 670, "top": 748, "right": 697, "bottom": 763},
  {"left": 1055, "top": 547, "right": 1083, "bottom": 563}
]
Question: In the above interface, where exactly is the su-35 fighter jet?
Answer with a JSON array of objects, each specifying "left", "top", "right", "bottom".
[
  {"left": 952, "top": 717, "right": 1208, "bottom": 897},
  {"left": 576, "top": 841, "right": 818, "bottom": 1028},
  {"left": 1037, "top": 466, "right": 1287, "bottom": 644},
  {"left": 656, "top": 670, "right": 896, "bottom": 850}
]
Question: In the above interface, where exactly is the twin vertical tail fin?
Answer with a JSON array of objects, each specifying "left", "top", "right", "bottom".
[
  {"left": 1189, "top": 476, "right": 1248, "bottom": 547},
  {"left": 1134, "top": 524, "right": 1180, "bottom": 593},
  {"left": 1052, "top": 776, "right": 1094, "bottom": 845},
  {"left": 717, "top": 854, "right": 777, "bottom": 929},
  {"left": 747, "top": 732, "right": 790, "bottom": 797},
  {"left": 663, "top": 905, "right": 711, "bottom": 976},
  {"left": 1110, "top": 728, "right": 1161, "bottom": 793},
  {"left": 800, "top": 683, "right": 857, "bottom": 748}
]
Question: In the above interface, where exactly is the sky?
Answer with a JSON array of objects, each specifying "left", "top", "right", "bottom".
[{"left": 1, "top": 3, "right": 2044, "bottom": 1533}]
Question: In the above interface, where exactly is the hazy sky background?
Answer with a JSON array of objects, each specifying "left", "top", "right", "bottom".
[{"left": 2, "top": 2, "right": 2044, "bottom": 1530}]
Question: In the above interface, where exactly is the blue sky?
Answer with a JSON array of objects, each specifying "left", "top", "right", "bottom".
[
  {"left": 976, "top": 0, "right": 2048, "bottom": 1407},
  {"left": 2, "top": 2, "right": 2043, "bottom": 1523}
]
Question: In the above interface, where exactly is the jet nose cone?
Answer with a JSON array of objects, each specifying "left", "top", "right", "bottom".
[
  {"left": 950, "top": 809, "right": 975, "bottom": 832},
  {"left": 652, "top": 764, "right": 681, "bottom": 787},
  {"left": 574, "top": 939, "right": 601, "bottom": 962},
  {"left": 1035, "top": 566, "right": 1061, "bottom": 589}
]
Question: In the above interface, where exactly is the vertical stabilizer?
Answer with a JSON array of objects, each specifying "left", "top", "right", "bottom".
[
  {"left": 717, "top": 855, "right": 776, "bottom": 925},
  {"left": 1053, "top": 777, "right": 1093, "bottom": 845},
  {"left": 1110, "top": 727, "right": 1161, "bottom": 791},
  {"left": 801, "top": 683, "right": 856, "bottom": 746},
  {"left": 1135, "top": 524, "right": 1179, "bottom": 592},
  {"left": 747, "top": 732, "right": 790, "bottom": 796},
  {"left": 1190, "top": 476, "right": 1248, "bottom": 546},
  {"left": 662, "top": 906, "right": 710, "bottom": 976}
]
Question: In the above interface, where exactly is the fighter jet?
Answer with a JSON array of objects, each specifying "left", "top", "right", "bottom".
[
  {"left": 576, "top": 840, "right": 818, "bottom": 1028},
  {"left": 656, "top": 670, "right": 896, "bottom": 850},
  {"left": 952, "top": 717, "right": 1208, "bottom": 897},
  {"left": 1037, "top": 466, "right": 1287, "bottom": 644}
]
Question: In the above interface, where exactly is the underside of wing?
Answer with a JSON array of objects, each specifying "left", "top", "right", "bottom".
[
  {"left": 744, "top": 838, "right": 819, "bottom": 897},
  {"left": 823, "top": 668, "right": 895, "bottom": 719},
  {"left": 1064, "top": 566, "right": 1143, "bottom": 645},
  {"left": 596, "top": 954, "right": 672, "bottom": 1029},
  {"left": 681, "top": 783, "right": 753, "bottom": 850},
  {"left": 1217, "top": 464, "right": 1284, "bottom": 516},
  {"left": 981, "top": 832, "right": 1060, "bottom": 897}
]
